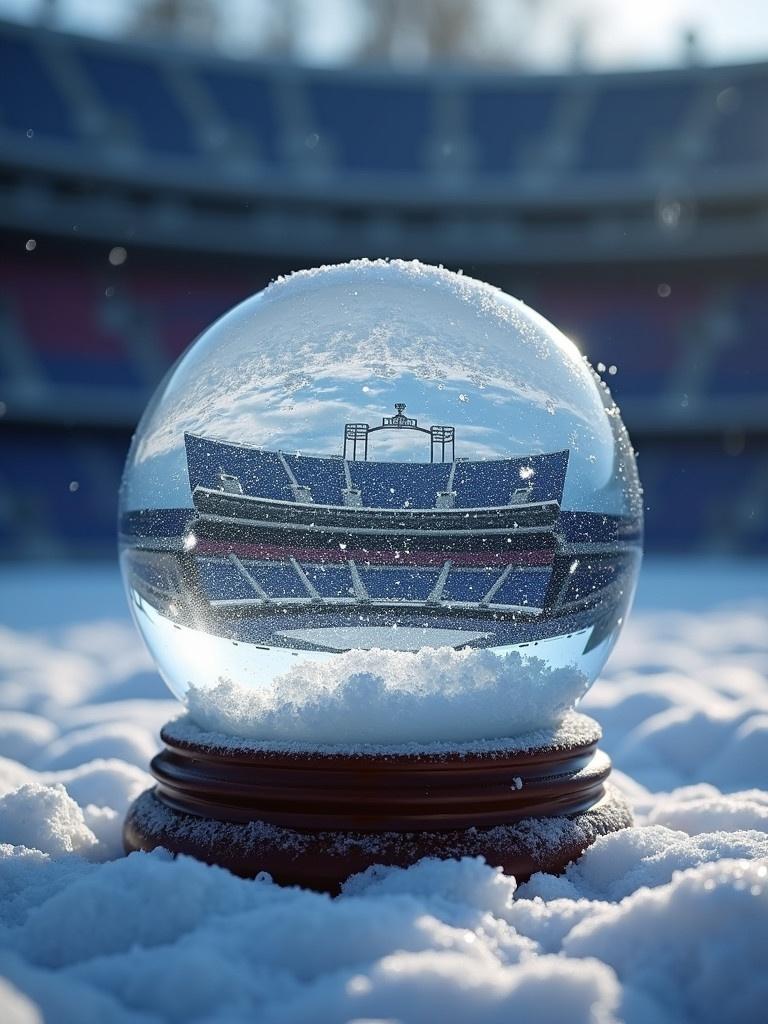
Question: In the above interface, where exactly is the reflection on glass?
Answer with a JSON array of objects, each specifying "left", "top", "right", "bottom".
[{"left": 119, "top": 261, "right": 642, "bottom": 709}]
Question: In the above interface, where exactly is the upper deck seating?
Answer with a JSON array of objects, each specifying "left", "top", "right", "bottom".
[
  {"left": 0, "top": 33, "right": 77, "bottom": 142},
  {"left": 78, "top": 48, "right": 198, "bottom": 155},
  {"left": 452, "top": 452, "right": 568, "bottom": 508},
  {"left": 307, "top": 78, "right": 431, "bottom": 174},
  {"left": 283, "top": 454, "right": 347, "bottom": 505},
  {"left": 185, "top": 436, "right": 293, "bottom": 501},
  {"left": 576, "top": 79, "right": 695, "bottom": 173},
  {"left": 347, "top": 460, "right": 451, "bottom": 509},
  {"left": 468, "top": 84, "right": 559, "bottom": 174},
  {"left": 707, "top": 72, "right": 768, "bottom": 166},
  {"left": 198, "top": 65, "right": 280, "bottom": 165}
]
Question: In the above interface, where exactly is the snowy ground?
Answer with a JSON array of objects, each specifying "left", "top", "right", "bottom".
[{"left": 0, "top": 558, "right": 766, "bottom": 1024}]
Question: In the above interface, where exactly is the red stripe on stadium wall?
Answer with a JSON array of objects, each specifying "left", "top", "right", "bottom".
[{"left": 195, "top": 540, "right": 554, "bottom": 567}]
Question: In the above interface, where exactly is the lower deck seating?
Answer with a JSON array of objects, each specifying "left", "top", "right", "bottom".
[
  {"left": 563, "top": 562, "right": 617, "bottom": 603},
  {"left": 441, "top": 568, "right": 502, "bottom": 602},
  {"left": 196, "top": 559, "right": 259, "bottom": 601},
  {"left": 127, "top": 552, "right": 181, "bottom": 596},
  {"left": 300, "top": 562, "right": 354, "bottom": 599},
  {"left": 253, "top": 563, "right": 307, "bottom": 599},
  {"left": 491, "top": 569, "right": 551, "bottom": 608},
  {"left": 358, "top": 566, "right": 440, "bottom": 601}
]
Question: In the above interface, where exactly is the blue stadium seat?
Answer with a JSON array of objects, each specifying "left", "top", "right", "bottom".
[
  {"left": 0, "top": 34, "right": 76, "bottom": 141},
  {"left": 347, "top": 461, "right": 450, "bottom": 509},
  {"left": 301, "top": 562, "right": 354, "bottom": 598},
  {"left": 537, "top": 284, "right": 694, "bottom": 398},
  {"left": 452, "top": 459, "right": 515, "bottom": 508},
  {"left": 0, "top": 433, "right": 122, "bottom": 552},
  {"left": 562, "top": 561, "right": 617, "bottom": 602},
  {"left": 640, "top": 449, "right": 708, "bottom": 550},
  {"left": 707, "top": 285, "right": 768, "bottom": 394},
  {"left": 283, "top": 454, "right": 347, "bottom": 505},
  {"left": 442, "top": 568, "right": 501, "bottom": 602},
  {"left": 639, "top": 446, "right": 765, "bottom": 552},
  {"left": 453, "top": 452, "right": 569, "bottom": 508},
  {"left": 4, "top": 257, "right": 147, "bottom": 392},
  {"left": 468, "top": 84, "right": 559, "bottom": 174},
  {"left": 198, "top": 66, "right": 279, "bottom": 164},
  {"left": 185, "top": 437, "right": 294, "bottom": 501},
  {"left": 35, "top": 354, "right": 143, "bottom": 390},
  {"left": 255, "top": 563, "right": 307, "bottom": 598},
  {"left": 127, "top": 553, "right": 179, "bottom": 594},
  {"left": 78, "top": 48, "right": 197, "bottom": 155},
  {"left": 708, "top": 73, "right": 768, "bottom": 166},
  {"left": 576, "top": 79, "right": 695, "bottom": 173},
  {"left": 359, "top": 567, "right": 440, "bottom": 601},
  {"left": 196, "top": 559, "right": 258, "bottom": 601},
  {"left": 491, "top": 569, "right": 550, "bottom": 608},
  {"left": 307, "top": 79, "right": 431, "bottom": 173}
]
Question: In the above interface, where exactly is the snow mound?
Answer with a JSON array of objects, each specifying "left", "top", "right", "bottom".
[
  {"left": 33, "top": 722, "right": 157, "bottom": 772},
  {"left": 520, "top": 822, "right": 768, "bottom": 902},
  {"left": 3, "top": 849, "right": 767, "bottom": 1024},
  {"left": 646, "top": 784, "right": 768, "bottom": 834},
  {"left": 0, "top": 785, "right": 97, "bottom": 858},
  {"left": 186, "top": 646, "right": 588, "bottom": 745},
  {"left": 0, "top": 714, "right": 58, "bottom": 764},
  {"left": 564, "top": 859, "right": 768, "bottom": 1024}
]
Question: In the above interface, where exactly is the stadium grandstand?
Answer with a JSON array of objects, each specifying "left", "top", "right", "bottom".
[
  {"left": 119, "top": 420, "right": 640, "bottom": 654},
  {"left": 0, "top": 16, "right": 767, "bottom": 558}
]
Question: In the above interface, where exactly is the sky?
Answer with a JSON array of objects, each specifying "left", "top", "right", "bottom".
[
  {"left": 524, "top": 0, "right": 768, "bottom": 70},
  {"left": 1, "top": 0, "right": 768, "bottom": 71}
]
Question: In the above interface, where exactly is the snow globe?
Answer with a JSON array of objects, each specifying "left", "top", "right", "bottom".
[{"left": 122, "top": 260, "right": 641, "bottom": 888}]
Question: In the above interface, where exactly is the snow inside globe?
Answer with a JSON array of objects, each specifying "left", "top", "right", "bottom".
[{"left": 119, "top": 260, "right": 643, "bottom": 746}]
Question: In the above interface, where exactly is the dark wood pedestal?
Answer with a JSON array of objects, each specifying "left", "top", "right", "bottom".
[{"left": 124, "top": 713, "right": 632, "bottom": 892}]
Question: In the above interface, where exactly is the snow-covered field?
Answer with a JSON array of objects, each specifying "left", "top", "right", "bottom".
[{"left": 0, "top": 558, "right": 766, "bottom": 1023}]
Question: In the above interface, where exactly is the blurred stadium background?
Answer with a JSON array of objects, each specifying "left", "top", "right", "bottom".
[{"left": 1, "top": 0, "right": 767, "bottom": 561}]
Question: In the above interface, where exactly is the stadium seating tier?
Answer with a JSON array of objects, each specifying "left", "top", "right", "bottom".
[{"left": 1, "top": 22, "right": 767, "bottom": 558}]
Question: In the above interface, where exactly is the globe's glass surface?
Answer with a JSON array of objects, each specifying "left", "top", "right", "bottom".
[{"left": 119, "top": 260, "right": 642, "bottom": 735}]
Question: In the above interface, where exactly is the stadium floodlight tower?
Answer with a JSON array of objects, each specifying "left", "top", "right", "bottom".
[
  {"left": 120, "top": 260, "right": 642, "bottom": 891},
  {"left": 343, "top": 403, "right": 455, "bottom": 463}
]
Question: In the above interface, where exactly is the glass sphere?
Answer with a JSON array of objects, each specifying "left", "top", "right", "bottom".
[{"left": 119, "top": 260, "right": 642, "bottom": 743}]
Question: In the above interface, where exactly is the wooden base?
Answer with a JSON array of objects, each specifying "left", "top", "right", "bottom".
[{"left": 124, "top": 714, "right": 632, "bottom": 892}]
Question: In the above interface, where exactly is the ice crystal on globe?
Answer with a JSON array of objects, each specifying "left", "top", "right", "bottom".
[{"left": 119, "top": 260, "right": 642, "bottom": 742}]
